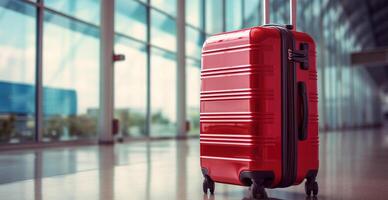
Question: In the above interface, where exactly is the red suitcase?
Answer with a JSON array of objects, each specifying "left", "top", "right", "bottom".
[{"left": 200, "top": 0, "right": 319, "bottom": 198}]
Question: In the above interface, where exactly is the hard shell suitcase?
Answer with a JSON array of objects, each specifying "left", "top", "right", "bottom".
[{"left": 200, "top": 0, "right": 319, "bottom": 198}]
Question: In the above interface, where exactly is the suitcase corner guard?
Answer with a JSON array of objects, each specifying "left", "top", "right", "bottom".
[
  {"left": 305, "top": 169, "right": 319, "bottom": 181},
  {"left": 201, "top": 167, "right": 209, "bottom": 177},
  {"left": 239, "top": 171, "right": 275, "bottom": 187}
]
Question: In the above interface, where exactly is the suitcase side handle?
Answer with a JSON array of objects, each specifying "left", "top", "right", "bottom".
[
  {"left": 289, "top": 43, "right": 309, "bottom": 70},
  {"left": 298, "top": 82, "right": 308, "bottom": 141},
  {"left": 263, "top": 0, "right": 297, "bottom": 30}
]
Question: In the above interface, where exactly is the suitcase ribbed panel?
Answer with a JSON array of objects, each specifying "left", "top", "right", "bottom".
[{"left": 200, "top": 27, "right": 283, "bottom": 185}]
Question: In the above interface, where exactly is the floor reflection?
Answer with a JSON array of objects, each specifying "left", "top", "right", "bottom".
[
  {"left": 99, "top": 146, "right": 115, "bottom": 200},
  {"left": 34, "top": 151, "right": 42, "bottom": 200},
  {"left": 176, "top": 141, "right": 188, "bottom": 200},
  {"left": 0, "top": 127, "right": 387, "bottom": 200}
]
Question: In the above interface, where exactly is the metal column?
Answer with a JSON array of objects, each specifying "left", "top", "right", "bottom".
[
  {"left": 99, "top": 0, "right": 115, "bottom": 144},
  {"left": 290, "top": 0, "right": 297, "bottom": 29},
  {"left": 35, "top": 0, "right": 44, "bottom": 142},
  {"left": 263, "top": 0, "right": 270, "bottom": 24},
  {"left": 222, "top": 0, "right": 226, "bottom": 32},
  {"left": 176, "top": 0, "right": 187, "bottom": 137},
  {"left": 145, "top": 0, "right": 151, "bottom": 137},
  {"left": 263, "top": 0, "right": 297, "bottom": 29}
]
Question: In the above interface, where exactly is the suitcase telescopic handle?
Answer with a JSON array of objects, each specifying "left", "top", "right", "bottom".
[
  {"left": 298, "top": 82, "right": 308, "bottom": 141},
  {"left": 263, "top": 0, "right": 297, "bottom": 30}
]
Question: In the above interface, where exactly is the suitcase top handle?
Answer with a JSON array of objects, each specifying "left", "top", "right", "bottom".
[{"left": 263, "top": 0, "right": 297, "bottom": 30}]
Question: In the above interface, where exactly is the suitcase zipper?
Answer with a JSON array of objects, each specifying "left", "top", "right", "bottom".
[{"left": 272, "top": 26, "right": 298, "bottom": 188}]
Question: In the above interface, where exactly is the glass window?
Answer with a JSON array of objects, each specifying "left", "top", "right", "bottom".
[
  {"left": 44, "top": 0, "right": 100, "bottom": 25},
  {"left": 115, "top": 0, "right": 147, "bottom": 42},
  {"left": 186, "top": 59, "right": 200, "bottom": 135},
  {"left": 151, "top": 0, "right": 176, "bottom": 17},
  {"left": 186, "top": 0, "right": 203, "bottom": 29},
  {"left": 43, "top": 11, "right": 100, "bottom": 141},
  {"left": 114, "top": 36, "right": 147, "bottom": 138},
  {"left": 150, "top": 48, "right": 176, "bottom": 136},
  {"left": 151, "top": 10, "right": 177, "bottom": 52},
  {"left": 226, "top": 0, "right": 242, "bottom": 31},
  {"left": 243, "top": 0, "right": 261, "bottom": 28},
  {"left": 0, "top": 1, "right": 36, "bottom": 143},
  {"left": 185, "top": 26, "right": 203, "bottom": 59},
  {"left": 205, "top": 0, "right": 223, "bottom": 34}
]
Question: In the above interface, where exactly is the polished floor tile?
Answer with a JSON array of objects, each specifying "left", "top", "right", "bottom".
[{"left": 0, "top": 127, "right": 388, "bottom": 200}]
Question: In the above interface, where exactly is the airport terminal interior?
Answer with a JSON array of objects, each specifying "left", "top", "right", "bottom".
[{"left": 0, "top": 0, "right": 388, "bottom": 199}]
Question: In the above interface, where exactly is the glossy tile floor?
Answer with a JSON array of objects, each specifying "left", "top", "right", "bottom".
[{"left": 0, "top": 127, "right": 388, "bottom": 200}]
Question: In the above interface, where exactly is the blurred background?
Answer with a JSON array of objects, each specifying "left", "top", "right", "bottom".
[
  {"left": 0, "top": 0, "right": 387, "bottom": 143},
  {"left": 0, "top": 0, "right": 387, "bottom": 199}
]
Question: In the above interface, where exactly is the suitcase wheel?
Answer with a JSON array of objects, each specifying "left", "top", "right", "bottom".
[
  {"left": 305, "top": 180, "right": 319, "bottom": 196},
  {"left": 203, "top": 176, "right": 215, "bottom": 195},
  {"left": 250, "top": 180, "right": 268, "bottom": 199}
]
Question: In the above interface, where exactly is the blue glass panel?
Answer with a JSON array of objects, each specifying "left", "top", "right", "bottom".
[
  {"left": 0, "top": 81, "right": 35, "bottom": 115},
  {"left": 44, "top": 86, "right": 77, "bottom": 116}
]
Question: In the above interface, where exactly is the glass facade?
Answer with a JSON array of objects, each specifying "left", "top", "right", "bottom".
[
  {"left": 243, "top": 0, "right": 261, "bottom": 27},
  {"left": 151, "top": 10, "right": 177, "bottom": 52},
  {"left": 115, "top": 0, "right": 147, "bottom": 42},
  {"left": 151, "top": 0, "right": 177, "bottom": 17},
  {"left": 225, "top": 0, "right": 243, "bottom": 31},
  {"left": 185, "top": 0, "right": 203, "bottom": 29},
  {"left": 294, "top": 0, "right": 381, "bottom": 130},
  {"left": 150, "top": 48, "right": 177, "bottom": 136},
  {"left": 0, "top": 0, "right": 383, "bottom": 144},
  {"left": 205, "top": 0, "right": 223, "bottom": 34},
  {"left": 45, "top": 0, "right": 100, "bottom": 25},
  {"left": 114, "top": 37, "right": 147, "bottom": 138},
  {"left": 186, "top": 26, "right": 203, "bottom": 59},
  {"left": 0, "top": 0, "right": 36, "bottom": 143},
  {"left": 42, "top": 11, "right": 100, "bottom": 141},
  {"left": 186, "top": 59, "right": 200, "bottom": 135},
  {"left": 185, "top": 0, "right": 204, "bottom": 135}
]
